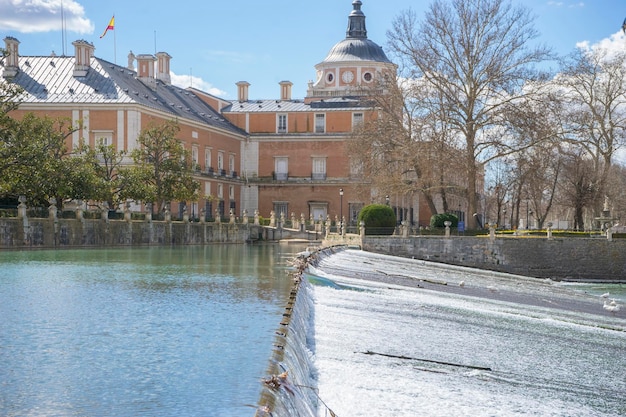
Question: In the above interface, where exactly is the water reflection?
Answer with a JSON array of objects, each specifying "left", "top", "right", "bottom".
[{"left": 0, "top": 244, "right": 306, "bottom": 417}]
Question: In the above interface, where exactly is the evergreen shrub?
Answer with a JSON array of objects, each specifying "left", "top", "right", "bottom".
[
  {"left": 357, "top": 204, "right": 396, "bottom": 235},
  {"left": 430, "top": 213, "right": 459, "bottom": 228}
]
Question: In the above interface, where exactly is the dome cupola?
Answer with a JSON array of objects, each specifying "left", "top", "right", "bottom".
[{"left": 306, "top": 1, "right": 397, "bottom": 100}]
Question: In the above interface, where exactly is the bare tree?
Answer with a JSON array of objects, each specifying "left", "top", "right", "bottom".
[
  {"left": 558, "top": 149, "right": 597, "bottom": 231},
  {"left": 347, "top": 75, "right": 463, "bottom": 220},
  {"left": 387, "top": 0, "right": 552, "bottom": 228},
  {"left": 558, "top": 47, "right": 626, "bottom": 214}
]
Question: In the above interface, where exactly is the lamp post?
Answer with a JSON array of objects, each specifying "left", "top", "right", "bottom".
[
  {"left": 526, "top": 201, "right": 533, "bottom": 230},
  {"left": 339, "top": 188, "right": 344, "bottom": 233}
]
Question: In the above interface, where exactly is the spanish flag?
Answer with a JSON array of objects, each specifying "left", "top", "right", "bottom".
[{"left": 100, "top": 15, "right": 115, "bottom": 38}]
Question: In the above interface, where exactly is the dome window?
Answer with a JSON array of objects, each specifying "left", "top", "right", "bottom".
[
  {"left": 363, "top": 72, "right": 373, "bottom": 82},
  {"left": 326, "top": 72, "right": 334, "bottom": 84}
]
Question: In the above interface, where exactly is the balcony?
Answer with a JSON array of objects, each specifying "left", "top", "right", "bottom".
[{"left": 200, "top": 167, "right": 215, "bottom": 176}]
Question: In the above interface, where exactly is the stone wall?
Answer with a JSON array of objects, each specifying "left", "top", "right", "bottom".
[
  {"left": 362, "top": 236, "right": 626, "bottom": 281},
  {"left": 0, "top": 218, "right": 260, "bottom": 248}
]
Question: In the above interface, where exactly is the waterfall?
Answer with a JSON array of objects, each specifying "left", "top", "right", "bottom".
[{"left": 255, "top": 251, "right": 320, "bottom": 417}]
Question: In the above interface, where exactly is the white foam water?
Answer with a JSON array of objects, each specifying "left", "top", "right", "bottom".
[{"left": 307, "top": 249, "right": 626, "bottom": 417}]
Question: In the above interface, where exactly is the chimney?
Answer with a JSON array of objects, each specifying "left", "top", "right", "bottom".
[
  {"left": 72, "top": 39, "right": 94, "bottom": 77},
  {"left": 279, "top": 80, "right": 293, "bottom": 101},
  {"left": 136, "top": 54, "right": 156, "bottom": 89},
  {"left": 156, "top": 52, "right": 172, "bottom": 85},
  {"left": 3, "top": 36, "right": 20, "bottom": 78},
  {"left": 236, "top": 81, "right": 250, "bottom": 102}
]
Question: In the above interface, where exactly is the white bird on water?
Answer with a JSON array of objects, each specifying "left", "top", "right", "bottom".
[
  {"left": 603, "top": 299, "right": 620, "bottom": 315},
  {"left": 601, "top": 292, "right": 610, "bottom": 298}
]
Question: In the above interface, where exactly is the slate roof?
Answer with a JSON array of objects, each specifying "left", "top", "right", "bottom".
[
  {"left": 2, "top": 55, "right": 245, "bottom": 135},
  {"left": 223, "top": 96, "right": 372, "bottom": 113}
]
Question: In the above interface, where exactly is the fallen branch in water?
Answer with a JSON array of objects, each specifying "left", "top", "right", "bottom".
[
  {"left": 374, "top": 270, "right": 447, "bottom": 286},
  {"left": 361, "top": 350, "right": 492, "bottom": 371}
]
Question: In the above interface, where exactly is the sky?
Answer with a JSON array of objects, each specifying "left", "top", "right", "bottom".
[{"left": 0, "top": 0, "right": 625, "bottom": 101}]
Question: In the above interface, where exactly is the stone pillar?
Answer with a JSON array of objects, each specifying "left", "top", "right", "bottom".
[
  {"left": 48, "top": 197, "right": 57, "bottom": 220},
  {"left": 360, "top": 221, "right": 365, "bottom": 238},
  {"left": 145, "top": 203, "right": 153, "bottom": 222},
  {"left": 17, "top": 195, "right": 27, "bottom": 219},
  {"left": 402, "top": 220, "right": 409, "bottom": 238},
  {"left": 546, "top": 222, "right": 552, "bottom": 240},
  {"left": 325, "top": 215, "right": 331, "bottom": 238},
  {"left": 75, "top": 200, "right": 84, "bottom": 221},
  {"left": 18, "top": 195, "right": 30, "bottom": 246},
  {"left": 444, "top": 220, "right": 451, "bottom": 238},
  {"left": 164, "top": 204, "right": 171, "bottom": 223},
  {"left": 124, "top": 201, "right": 132, "bottom": 222},
  {"left": 269, "top": 210, "right": 276, "bottom": 227},
  {"left": 101, "top": 203, "right": 109, "bottom": 223}
]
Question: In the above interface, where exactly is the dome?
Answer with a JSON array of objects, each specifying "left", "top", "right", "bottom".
[
  {"left": 322, "top": 38, "right": 391, "bottom": 63},
  {"left": 320, "top": 1, "right": 391, "bottom": 64}
]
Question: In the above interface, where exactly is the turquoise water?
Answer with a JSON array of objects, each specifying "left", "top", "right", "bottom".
[{"left": 0, "top": 245, "right": 304, "bottom": 417}]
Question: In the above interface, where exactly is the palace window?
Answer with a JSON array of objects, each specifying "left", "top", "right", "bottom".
[
  {"left": 205, "top": 148, "right": 212, "bottom": 171},
  {"left": 315, "top": 113, "right": 325, "bottom": 133},
  {"left": 312, "top": 157, "right": 326, "bottom": 180},
  {"left": 277, "top": 114, "right": 287, "bottom": 133},
  {"left": 275, "top": 157, "right": 288, "bottom": 181}
]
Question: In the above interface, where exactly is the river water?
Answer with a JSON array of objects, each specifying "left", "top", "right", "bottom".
[
  {"left": 3, "top": 245, "right": 624, "bottom": 417},
  {"left": 0, "top": 245, "right": 305, "bottom": 417}
]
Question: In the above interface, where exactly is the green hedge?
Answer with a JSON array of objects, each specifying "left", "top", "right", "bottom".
[
  {"left": 358, "top": 204, "right": 396, "bottom": 235},
  {"left": 430, "top": 213, "right": 459, "bottom": 228}
]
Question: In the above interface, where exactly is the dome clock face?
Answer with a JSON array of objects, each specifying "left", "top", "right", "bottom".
[{"left": 342, "top": 70, "right": 354, "bottom": 83}]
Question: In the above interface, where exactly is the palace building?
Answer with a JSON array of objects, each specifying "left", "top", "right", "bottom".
[{"left": 2, "top": 1, "right": 429, "bottom": 226}]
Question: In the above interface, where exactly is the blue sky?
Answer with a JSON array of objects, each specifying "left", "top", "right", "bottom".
[{"left": 1, "top": 0, "right": 625, "bottom": 100}]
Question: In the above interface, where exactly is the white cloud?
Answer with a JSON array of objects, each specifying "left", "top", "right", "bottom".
[
  {"left": 576, "top": 30, "right": 626, "bottom": 58},
  {"left": 0, "top": 0, "right": 93, "bottom": 34},
  {"left": 170, "top": 72, "right": 227, "bottom": 97},
  {"left": 546, "top": 1, "right": 584, "bottom": 7}
]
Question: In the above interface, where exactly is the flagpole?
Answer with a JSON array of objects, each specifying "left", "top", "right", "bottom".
[{"left": 114, "top": 19, "right": 117, "bottom": 65}]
